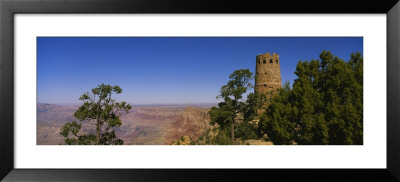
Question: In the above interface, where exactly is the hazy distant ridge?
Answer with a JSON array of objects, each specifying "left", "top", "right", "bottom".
[{"left": 37, "top": 103, "right": 211, "bottom": 145}]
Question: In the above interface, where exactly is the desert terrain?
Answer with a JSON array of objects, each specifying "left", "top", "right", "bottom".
[{"left": 37, "top": 103, "right": 212, "bottom": 145}]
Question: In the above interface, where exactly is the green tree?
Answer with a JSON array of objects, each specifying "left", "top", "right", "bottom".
[
  {"left": 209, "top": 69, "right": 253, "bottom": 143},
  {"left": 243, "top": 92, "right": 267, "bottom": 122},
  {"left": 60, "top": 84, "right": 132, "bottom": 145},
  {"left": 259, "top": 51, "right": 363, "bottom": 145},
  {"left": 316, "top": 51, "right": 363, "bottom": 144},
  {"left": 194, "top": 127, "right": 233, "bottom": 145},
  {"left": 235, "top": 121, "right": 258, "bottom": 141},
  {"left": 212, "top": 128, "right": 234, "bottom": 145},
  {"left": 235, "top": 92, "right": 266, "bottom": 141},
  {"left": 209, "top": 102, "right": 234, "bottom": 129},
  {"left": 259, "top": 82, "right": 296, "bottom": 144}
]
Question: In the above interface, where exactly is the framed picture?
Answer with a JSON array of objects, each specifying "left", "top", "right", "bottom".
[{"left": 1, "top": 0, "right": 399, "bottom": 181}]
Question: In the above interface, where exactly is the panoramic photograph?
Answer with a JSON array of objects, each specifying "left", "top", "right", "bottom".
[{"left": 37, "top": 37, "right": 363, "bottom": 145}]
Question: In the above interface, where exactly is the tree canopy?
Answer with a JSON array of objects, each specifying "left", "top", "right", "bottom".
[
  {"left": 209, "top": 69, "right": 254, "bottom": 143},
  {"left": 60, "top": 84, "right": 131, "bottom": 145},
  {"left": 259, "top": 51, "right": 363, "bottom": 145}
]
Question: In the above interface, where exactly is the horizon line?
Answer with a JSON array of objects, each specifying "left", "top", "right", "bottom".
[{"left": 37, "top": 102, "right": 219, "bottom": 106}]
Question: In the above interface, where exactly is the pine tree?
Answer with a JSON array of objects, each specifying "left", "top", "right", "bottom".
[
  {"left": 259, "top": 51, "right": 363, "bottom": 145},
  {"left": 60, "top": 84, "right": 131, "bottom": 145},
  {"left": 209, "top": 69, "right": 253, "bottom": 143}
]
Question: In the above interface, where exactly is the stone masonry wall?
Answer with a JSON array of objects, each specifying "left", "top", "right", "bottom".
[{"left": 255, "top": 52, "right": 282, "bottom": 98}]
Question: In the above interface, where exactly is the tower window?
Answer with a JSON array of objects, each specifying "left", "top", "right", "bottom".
[
  {"left": 257, "top": 60, "right": 260, "bottom": 64},
  {"left": 270, "top": 59, "right": 273, "bottom": 63},
  {"left": 276, "top": 60, "right": 279, "bottom": 64},
  {"left": 263, "top": 84, "right": 267, "bottom": 87},
  {"left": 263, "top": 60, "right": 266, "bottom": 64}
]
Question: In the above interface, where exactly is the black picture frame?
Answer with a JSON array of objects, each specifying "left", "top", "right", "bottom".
[{"left": 1, "top": 0, "right": 399, "bottom": 181}]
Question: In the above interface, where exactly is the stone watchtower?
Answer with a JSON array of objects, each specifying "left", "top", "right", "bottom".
[{"left": 255, "top": 52, "right": 282, "bottom": 97}]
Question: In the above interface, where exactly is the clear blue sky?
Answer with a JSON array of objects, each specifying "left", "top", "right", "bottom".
[{"left": 37, "top": 37, "right": 363, "bottom": 105}]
